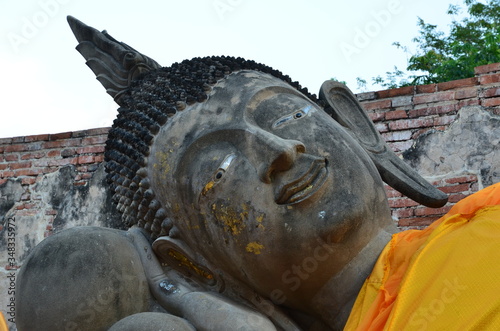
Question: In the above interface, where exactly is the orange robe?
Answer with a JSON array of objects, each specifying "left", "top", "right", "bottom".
[{"left": 345, "top": 182, "right": 500, "bottom": 330}]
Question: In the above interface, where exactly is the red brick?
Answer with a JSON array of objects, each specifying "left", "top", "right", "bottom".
[
  {"left": 43, "top": 139, "right": 82, "bottom": 149},
  {"left": 385, "top": 188, "right": 403, "bottom": 198},
  {"left": 4, "top": 154, "right": 19, "bottom": 162},
  {"left": 385, "top": 110, "right": 408, "bottom": 120},
  {"left": 86, "top": 127, "right": 110, "bottom": 136},
  {"left": 48, "top": 157, "right": 79, "bottom": 167},
  {"left": 437, "top": 77, "right": 478, "bottom": 91},
  {"left": 444, "top": 175, "right": 477, "bottom": 184},
  {"left": 376, "top": 85, "right": 415, "bottom": 99},
  {"left": 24, "top": 134, "right": 49, "bottom": 142},
  {"left": 33, "top": 159, "right": 50, "bottom": 167},
  {"left": 16, "top": 203, "right": 37, "bottom": 210},
  {"left": 398, "top": 217, "right": 438, "bottom": 227},
  {"left": 391, "top": 96, "right": 413, "bottom": 108},
  {"left": 82, "top": 135, "right": 107, "bottom": 145},
  {"left": 392, "top": 208, "right": 415, "bottom": 219},
  {"left": 458, "top": 98, "right": 481, "bottom": 107},
  {"left": 45, "top": 209, "right": 57, "bottom": 215},
  {"left": 0, "top": 179, "right": 7, "bottom": 186},
  {"left": 414, "top": 91, "right": 455, "bottom": 105},
  {"left": 433, "top": 115, "right": 457, "bottom": 126},
  {"left": 77, "top": 166, "right": 88, "bottom": 172},
  {"left": 439, "top": 183, "right": 470, "bottom": 194},
  {"left": 415, "top": 205, "right": 452, "bottom": 216},
  {"left": 21, "top": 177, "right": 37, "bottom": 185},
  {"left": 382, "top": 130, "right": 413, "bottom": 142},
  {"left": 47, "top": 150, "right": 61, "bottom": 158},
  {"left": 416, "top": 84, "right": 436, "bottom": 94},
  {"left": 388, "top": 198, "right": 420, "bottom": 208},
  {"left": 74, "top": 181, "right": 87, "bottom": 186},
  {"left": 78, "top": 155, "right": 95, "bottom": 164},
  {"left": 14, "top": 168, "right": 45, "bottom": 176},
  {"left": 3, "top": 144, "right": 28, "bottom": 153},
  {"left": 0, "top": 164, "right": 8, "bottom": 170},
  {"left": 480, "top": 87, "right": 500, "bottom": 98},
  {"left": 479, "top": 74, "right": 500, "bottom": 85},
  {"left": 45, "top": 167, "right": 59, "bottom": 174},
  {"left": 356, "top": 92, "right": 377, "bottom": 102},
  {"left": 80, "top": 173, "right": 93, "bottom": 180},
  {"left": 448, "top": 193, "right": 469, "bottom": 203},
  {"left": 368, "top": 112, "right": 385, "bottom": 122},
  {"left": 76, "top": 145, "right": 106, "bottom": 154},
  {"left": 1, "top": 170, "right": 15, "bottom": 178},
  {"left": 388, "top": 117, "right": 435, "bottom": 131},
  {"left": 454, "top": 87, "right": 478, "bottom": 100},
  {"left": 71, "top": 129, "right": 90, "bottom": 138},
  {"left": 0, "top": 137, "right": 13, "bottom": 145},
  {"left": 49, "top": 131, "right": 72, "bottom": 140},
  {"left": 94, "top": 155, "right": 105, "bottom": 163},
  {"left": 482, "top": 97, "right": 500, "bottom": 107},
  {"left": 10, "top": 161, "right": 32, "bottom": 170},
  {"left": 474, "top": 63, "right": 500, "bottom": 75},
  {"left": 362, "top": 99, "right": 392, "bottom": 111},
  {"left": 20, "top": 152, "right": 45, "bottom": 160}
]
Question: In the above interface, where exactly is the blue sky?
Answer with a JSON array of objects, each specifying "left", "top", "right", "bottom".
[{"left": 2, "top": 0, "right": 463, "bottom": 137}]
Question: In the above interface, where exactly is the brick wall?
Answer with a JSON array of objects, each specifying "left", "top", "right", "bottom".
[
  {"left": 357, "top": 62, "right": 500, "bottom": 228},
  {"left": 0, "top": 128, "right": 108, "bottom": 183},
  {"left": 0, "top": 128, "right": 108, "bottom": 238}
]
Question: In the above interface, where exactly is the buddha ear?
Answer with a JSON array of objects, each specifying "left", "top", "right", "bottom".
[
  {"left": 152, "top": 236, "right": 216, "bottom": 286},
  {"left": 67, "top": 16, "right": 161, "bottom": 106},
  {"left": 319, "top": 80, "right": 448, "bottom": 208}
]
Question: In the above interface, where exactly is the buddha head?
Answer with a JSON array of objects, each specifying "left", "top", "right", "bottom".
[{"left": 68, "top": 16, "right": 447, "bottom": 321}]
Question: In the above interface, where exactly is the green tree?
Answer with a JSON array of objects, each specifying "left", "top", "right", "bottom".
[{"left": 370, "top": 0, "right": 500, "bottom": 89}]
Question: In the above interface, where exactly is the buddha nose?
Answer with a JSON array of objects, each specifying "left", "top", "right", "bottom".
[{"left": 258, "top": 133, "right": 305, "bottom": 184}]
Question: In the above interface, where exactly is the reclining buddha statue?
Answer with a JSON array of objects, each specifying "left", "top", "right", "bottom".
[{"left": 15, "top": 16, "right": 500, "bottom": 331}]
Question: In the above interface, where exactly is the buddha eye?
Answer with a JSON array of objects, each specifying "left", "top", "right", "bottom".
[
  {"left": 201, "top": 153, "right": 236, "bottom": 197},
  {"left": 212, "top": 154, "right": 236, "bottom": 183},
  {"left": 273, "top": 105, "right": 313, "bottom": 128},
  {"left": 214, "top": 170, "right": 224, "bottom": 181},
  {"left": 214, "top": 153, "right": 236, "bottom": 182}
]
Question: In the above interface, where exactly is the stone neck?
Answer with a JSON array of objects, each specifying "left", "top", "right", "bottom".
[{"left": 310, "top": 227, "right": 394, "bottom": 330}]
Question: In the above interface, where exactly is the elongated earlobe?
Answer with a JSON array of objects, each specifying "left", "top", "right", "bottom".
[
  {"left": 152, "top": 236, "right": 216, "bottom": 286},
  {"left": 319, "top": 80, "right": 447, "bottom": 208}
]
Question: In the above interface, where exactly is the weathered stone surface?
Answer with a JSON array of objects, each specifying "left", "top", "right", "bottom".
[
  {"left": 16, "top": 227, "right": 150, "bottom": 331},
  {"left": 404, "top": 106, "right": 500, "bottom": 187},
  {"left": 0, "top": 179, "right": 23, "bottom": 243},
  {"left": 0, "top": 163, "right": 120, "bottom": 327}
]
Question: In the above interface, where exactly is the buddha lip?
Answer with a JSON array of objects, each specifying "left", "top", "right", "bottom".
[{"left": 275, "top": 159, "right": 328, "bottom": 205}]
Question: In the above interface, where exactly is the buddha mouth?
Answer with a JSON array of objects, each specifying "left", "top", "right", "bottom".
[{"left": 275, "top": 158, "right": 328, "bottom": 205}]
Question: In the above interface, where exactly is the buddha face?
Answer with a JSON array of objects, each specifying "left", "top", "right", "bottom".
[{"left": 149, "top": 71, "right": 392, "bottom": 311}]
